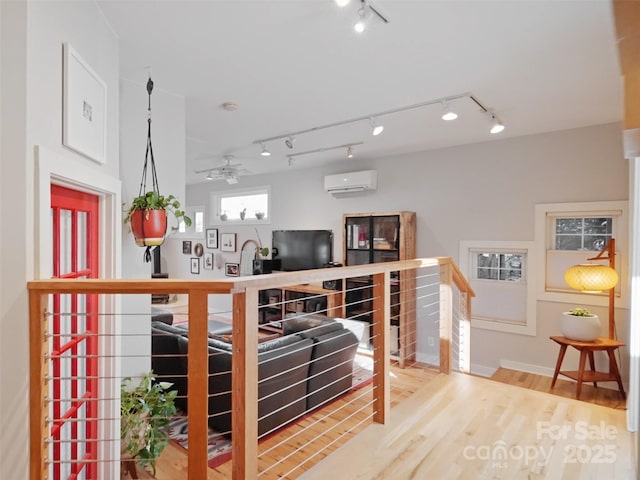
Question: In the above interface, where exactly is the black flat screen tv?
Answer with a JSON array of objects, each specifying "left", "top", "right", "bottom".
[{"left": 272, "top": 230, "right": 333, "bottom": 271}]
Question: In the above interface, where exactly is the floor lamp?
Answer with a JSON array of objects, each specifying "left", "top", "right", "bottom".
[{"left": 564, "top": 238, "right": 619, "bottom": 339}]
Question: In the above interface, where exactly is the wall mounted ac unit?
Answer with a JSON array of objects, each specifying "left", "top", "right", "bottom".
[{"left": 324, "top": 170, "right": 378, "bottom": 195}]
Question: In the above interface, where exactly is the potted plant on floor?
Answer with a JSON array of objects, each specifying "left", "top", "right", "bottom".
[
  {"left": 560, "top": 307, "right": 601, "bottom": 341},
  {"left": 121, "top": 372, "right": 177, "bottom": 477},
  {"left": 124, "top": 191, "right": 191, "bottom": 247}
]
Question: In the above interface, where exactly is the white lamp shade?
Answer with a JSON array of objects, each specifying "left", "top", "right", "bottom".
[{"left": 564, "top": 264, "right": 619, "bottom": 292}]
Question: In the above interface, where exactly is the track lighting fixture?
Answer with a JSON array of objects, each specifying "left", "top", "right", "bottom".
[
  {"left": 285, "top": 136, "right": 295, "bottom": 149},
  {"left": 370, "top": 117, "right": 384, "bottom": 136},
  {"left": 347, "top": 146, "right": 354, "bottom": 158},
  {"left": 489, "top": 114, "right": 505, "bottom": 134},
  {"left": 287, "top": 156, "right": 294, "bottom": 166},
  {"left": 252, "top": 92, "right": 505, "bottom": 152},
  {"left": 334, "top": 0, "right": 350, "bottom": 6},
  {"left": 441, "top": 101, "right": 458, "bottom": 121},
  {"left": 354, "top": 4, "right": 370, "bottom": 33},
  {"left": 260, "top": 143, "right": 271, "bottom": 156}
]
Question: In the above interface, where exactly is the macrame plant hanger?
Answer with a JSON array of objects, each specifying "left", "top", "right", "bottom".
[{"left": 138, "top": 75, "right": 161, "bottom": 262}]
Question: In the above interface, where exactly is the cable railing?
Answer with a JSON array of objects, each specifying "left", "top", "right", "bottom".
[{"left": 28, "top": 257, "right": 473, "bottom": 479}]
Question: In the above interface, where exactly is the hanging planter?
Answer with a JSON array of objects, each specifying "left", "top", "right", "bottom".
[{"left": 124, "top": 76, "right": 191, "bottom": 260}]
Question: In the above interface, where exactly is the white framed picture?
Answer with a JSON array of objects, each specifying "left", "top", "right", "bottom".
[{"left": 63, "top": 43, "right": 107, "bottom": 164}]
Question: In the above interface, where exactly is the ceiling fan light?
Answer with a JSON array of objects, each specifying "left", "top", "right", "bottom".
[
  {"left": 334, "top": 0, "right": 350, "bottom": 6},
  {"left": 226, "top": 176, "right": 239, "bottom": 185},
  {"left": 206, "top": 172, "right": 214, "bottom": 181},
  {"left": 260, "top": 143, "right": 271, "bottom": 156}
]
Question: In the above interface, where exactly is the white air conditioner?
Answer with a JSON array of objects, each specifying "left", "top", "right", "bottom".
[{"left": 324, "top": 170, "right": 378, "bottom": 195}]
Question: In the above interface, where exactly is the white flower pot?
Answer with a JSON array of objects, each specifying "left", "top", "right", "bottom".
[{"left": 560, "top": 312, "right": 601, "bottom": 341}]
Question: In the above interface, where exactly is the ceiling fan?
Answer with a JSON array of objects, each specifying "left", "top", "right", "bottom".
[{"left": 194, "top": 155, "right": 252, "bottom": 184}]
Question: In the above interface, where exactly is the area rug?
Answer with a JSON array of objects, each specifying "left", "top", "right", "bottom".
[{"left": 165, "top": 353, "right": 374, "bottom": 468}]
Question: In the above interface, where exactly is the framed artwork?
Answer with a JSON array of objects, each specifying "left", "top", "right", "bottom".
[
  {"left": 194, "top": 243, "right": 204, "bottom": 257},
  {"left": 182, "top": 241, "right": 192, "bottom": 254},
  {"left": 206, "top": 228, "right": 218, "bottom": 249},
  {"left": 204, "top": 252, "right": 214, "bottom": 270},
  {"left": 221, "top": 233, "right": 236, "bottom": 252},
  {"left": 225, "top": 263, "right": 239, "bottom": 277},
  {"left": 190, "top": 257, "right": 200, "bottom": 274},
  {"left": 62, "top": 43, "right": 107, "bottom": 164}
]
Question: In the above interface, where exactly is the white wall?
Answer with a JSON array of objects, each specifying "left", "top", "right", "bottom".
[
  {"left": 0, "top": 2, "right": 120, "bottom": 478},
  {"left": 1, "top": 3, "right": 28, "bottom": 479},
  {"left": 183, "top": 122, "right": 629, "bottom": 375},
  {"left": 119, "top": 78, "right": 186, "bottom": 375}
]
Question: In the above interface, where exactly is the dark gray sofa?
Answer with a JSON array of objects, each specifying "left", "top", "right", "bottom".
[{"left": 151, "top": 314, "right": 358, "bottom": 437}]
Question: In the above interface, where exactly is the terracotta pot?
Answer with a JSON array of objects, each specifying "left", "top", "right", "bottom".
[
  {"left": 560, "top": 312, "right": 601, "bottom": 342},
  {"left": 130, "top": 209, "right": 167, "bottom": 246}
]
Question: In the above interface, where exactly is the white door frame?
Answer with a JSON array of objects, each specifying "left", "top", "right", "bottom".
[{"left": 35, "top": 145, "right": 122, "bottom": 479}]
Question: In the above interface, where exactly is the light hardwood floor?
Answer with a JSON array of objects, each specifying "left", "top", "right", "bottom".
[{"left": 132, "top": 366, "right": 635, "bottom": 479}]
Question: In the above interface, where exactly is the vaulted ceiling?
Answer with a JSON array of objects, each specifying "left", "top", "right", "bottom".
[{"left": 98, "top": 0, "right": 622, "bottom": 184}]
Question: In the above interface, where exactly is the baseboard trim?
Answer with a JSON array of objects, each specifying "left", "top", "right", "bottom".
[
  {"left": 416, "top": 352, "right": 496, "bottom": 378},
  {"left": 499, "top": 359, "right": 621, "bottom": 391}
]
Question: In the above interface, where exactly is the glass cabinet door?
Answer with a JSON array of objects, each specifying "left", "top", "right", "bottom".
[
  {"left": 345, "top": 217, "right": 371, "bottom": 250},
  {"left": 372, "top": 216, "right": 399, "bottom": 250}
]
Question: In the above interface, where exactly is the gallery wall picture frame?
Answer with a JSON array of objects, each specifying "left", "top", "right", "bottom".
[
  {"left": 182, "top": 241, "right": 192, "bottom": 254},
  {"left": 191, "top": 257, "right": 200, "bottom": 274},
  {"left": 225, "top": 263, "right": 239, "bottom": 277},
  {"left": 221, "top": 233, "right": 236, "bottom": 252},
  {"left": 194, "top": 243, "right": 204, "bottom": 257},
  {"left": 62, "top": 43, "right": 107, "bottom": 164},
  {"left": 204, "top": 252, "right": 214, "bottom": 270},
  {"left": 206, "top": 228, "right": 219, "bottom": 249}
]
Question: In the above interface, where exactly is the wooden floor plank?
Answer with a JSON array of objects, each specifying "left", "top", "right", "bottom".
[
  {"left": 131, "top": 366, "right": 634, "bottom": 479},
  {"left": 300, "top": 373, "right": 635, "bottom": 480}
]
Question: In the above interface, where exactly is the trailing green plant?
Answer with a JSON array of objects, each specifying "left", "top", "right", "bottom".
[
  {"left": 567, "top": 307, "right": 593, "bottom": 317},
  {"left": 123, "top": 191, "right": 192, "bottom": 230},
  {"left": 120, "top": 372, "right": 177, "bottom": 475}
]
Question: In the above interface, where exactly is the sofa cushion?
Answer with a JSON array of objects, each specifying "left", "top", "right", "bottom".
[
  {"left": 305, "top": 328, "right": 359, "bottom": 411},
  {"left": 151, "top": 307, "right": 174, "bottom": 325},
  {"left": 296, "top": 321, "right": 344, "bottom": 340}
]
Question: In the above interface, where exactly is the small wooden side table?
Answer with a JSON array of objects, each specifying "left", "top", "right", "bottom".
[{"left": 550, "top": 336, "right": 626, "bottom": 400}]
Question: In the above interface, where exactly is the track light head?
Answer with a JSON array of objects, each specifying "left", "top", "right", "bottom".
[
  {"left": 287, "top": 156, "right": 294, "bottom": 166},
  {"left": 347, "top": 146, "right": 354, "bottom": 158},
  {"left": 369, "top": 117, "right": 384, "bottom": 136},
  {"left": 285, "top": 136, "right": 295, "bottom": 149},
  {"left": 489, "top": 114, "right": 505, "bottom": 134},
  {"left": 260, "top": 143, "right": 271, "bottom": 156},
  {"left": 354, "top": 4, "right": 370, "bottom": 33},
  {"left": 441, "top": 101, "right": 458, "bottom": 121}
]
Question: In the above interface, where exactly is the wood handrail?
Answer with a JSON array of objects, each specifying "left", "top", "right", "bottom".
[{"left": 27, "top": 256, "right": 474, "bottom": 479}]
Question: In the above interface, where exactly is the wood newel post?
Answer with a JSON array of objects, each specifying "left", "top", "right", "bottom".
[
  {"left": 371, "top": 272, "right": 390, "bottom": 424},
  {"left": 609, "top": 238, "right": 616, "bottom": 340},
  {"left": 459, "top": 292, "right": 471, "bottom": 372},
  {"left": 29, "top": 292, "right": 48, "bottom": 480},
  {"left": 439, "top": 262, "right": 452, "bottom": 374},
  {"left": 232, "top": 288, "right": 259, "bottom": 480},
  {"left": 187, "top": 290, "right": 209, "bottom": 479}
]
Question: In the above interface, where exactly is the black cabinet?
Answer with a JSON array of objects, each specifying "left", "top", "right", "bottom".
[{"left": 343, "top": 212, "right": 416, "bottom": 365}]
